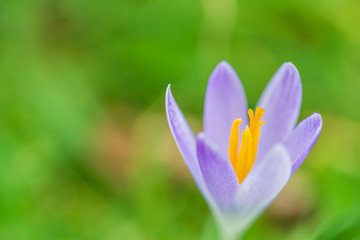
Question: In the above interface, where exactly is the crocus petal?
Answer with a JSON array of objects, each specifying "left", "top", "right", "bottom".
[
  {"left": 284, "top": 113, "right": 322, "bottom": 175},
  {"left": 257, "top": 62, "right": 302, "bottom": 160},
  {"left": 196, "top": 133, "right": 238, "bottom": 208},
  {"left": 221, "top": 144, "right": 292, "bottom": 237},
  {"left": 203, "top": 61, "right": 248, "bottom": 156},
  {"left": 165, "top": 85, "right": 206, "bottom": 191}
]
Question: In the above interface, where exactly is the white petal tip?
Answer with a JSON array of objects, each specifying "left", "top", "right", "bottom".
[
  {"left": 215, "top": 60, "right": 235, "bottom": 72},
  {"left": 197, "top": 132, "right": 206, "bottom": 140},
  {"left": 310, "top": 112, "right": 323, "bottom": 132}
]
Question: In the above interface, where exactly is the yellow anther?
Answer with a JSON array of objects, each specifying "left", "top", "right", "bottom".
[
  {"left": 228, "top": 107, "right": 266, "bottom": 184},
  {"left": 228, "top": 119, "right": 242, "bottom": 168},
  {"left": 236, "top": 126, "right": 253, "bottom": 183}
]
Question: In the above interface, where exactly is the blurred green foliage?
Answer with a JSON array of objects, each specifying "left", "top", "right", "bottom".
[{"left": 0, "top": 0, "right": 360, "bottom": 239}]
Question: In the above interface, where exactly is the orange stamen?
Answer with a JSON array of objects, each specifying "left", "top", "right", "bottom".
[
  {"left": 228, "top": 107, "right": 266, "bottom": 184},
  {"left": 228, "top": 119, "right": 242, "bottom": 168}
]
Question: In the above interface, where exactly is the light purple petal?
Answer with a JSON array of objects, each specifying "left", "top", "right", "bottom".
[
  {"left": 203, "top": 61, "right": 248, "bottom": 156},
  {"left": 284, "top": 113, "right": 322, "bottom": 175},
  {"left": 257, "top": 62, "right": 302, "bottom": 160},
  {"left": 196, "top": 133, "right": 238, "bottom": 208},
  {"left": 236, "top": 144, "right": 291, "bottom": 209},
  {"left": 222, "top": 144, "right": 291, "bottom": 236},
  {"left": 165, "top": 85, "right": 206, "bottom": 192}
]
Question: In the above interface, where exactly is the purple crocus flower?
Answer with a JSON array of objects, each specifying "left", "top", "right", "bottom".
[{"left": 165, "top": 61, "right": 322, "bottom": 239}]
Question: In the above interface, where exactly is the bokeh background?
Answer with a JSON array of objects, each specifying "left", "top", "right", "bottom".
[{"left": 1, "top": 0, "right": 360, "bottom": 239}]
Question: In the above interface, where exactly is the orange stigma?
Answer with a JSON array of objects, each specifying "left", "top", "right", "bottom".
[{"left": 228, "top": 107, "right": 266, "bottom": 184}]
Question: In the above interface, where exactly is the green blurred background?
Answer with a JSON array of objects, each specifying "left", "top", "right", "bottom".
[{"left": 1, "top": 0, "right": 360, "bottom": 239}]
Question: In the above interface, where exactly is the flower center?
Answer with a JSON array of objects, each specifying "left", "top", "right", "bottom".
[{"left": 228, "top": 107, "right": 266, "bottom": 184}]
